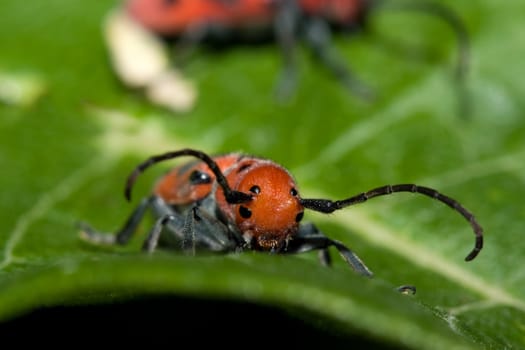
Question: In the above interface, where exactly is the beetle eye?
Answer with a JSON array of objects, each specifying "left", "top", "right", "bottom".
[
  {"left": 189, "top": 170, "right": 212, "bottom": 185},
  {"left": 295, "top": 212, "right": 304, "bottom": 222},
  {"left": 239, "top": 206, "right": 252, "bottom": 219},
  {"left": 249, "top": 185, "right": 260, "bottom": 194},
  {"left": 290, "top": 188, "right": 298, "bottom": 196}
]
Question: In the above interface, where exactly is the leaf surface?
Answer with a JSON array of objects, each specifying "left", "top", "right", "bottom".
[{"left": 1, "top": 1, "right": 523, "bottom": 348}]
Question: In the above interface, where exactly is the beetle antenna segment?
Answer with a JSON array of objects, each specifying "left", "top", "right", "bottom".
[
  {"left": 125, "top": 148, "right": 252, "bottom": 204},
  {"left": 372, "top": 0, "right": 469, "bottom": 81},
  {"left": 300, "top": 184, "right": 483, "bottom": 261}
]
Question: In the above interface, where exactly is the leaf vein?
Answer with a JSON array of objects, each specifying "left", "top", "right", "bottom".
[{"left": 0, "top": 158, "right": 111, "bottom": 270}]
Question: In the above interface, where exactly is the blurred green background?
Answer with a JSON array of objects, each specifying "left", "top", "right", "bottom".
[{"left": 1, "top": 0, "right": 524, "bottom": 348}]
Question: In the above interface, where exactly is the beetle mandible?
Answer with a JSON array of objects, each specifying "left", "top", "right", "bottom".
[
  {"left": 123, "top": 0, "right": 470, "bottom": 100},
  {"left": 79, "top": 148, "right": 483, "bottom": 277}
]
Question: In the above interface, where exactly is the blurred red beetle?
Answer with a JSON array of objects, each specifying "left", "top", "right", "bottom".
[
  {"left": 80, "top": 148, "right": 483, "bottom": 277},
  {"left": 123, "top": 0, "right": 470, "bottom": 100}
]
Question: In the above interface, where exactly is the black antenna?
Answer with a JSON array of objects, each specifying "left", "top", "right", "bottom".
[
  {"left": 300, "top": 184, "right": 483, "bottom": 261},
  {"left": 125, "top": 148, "right": 252, "bottom": 204}
]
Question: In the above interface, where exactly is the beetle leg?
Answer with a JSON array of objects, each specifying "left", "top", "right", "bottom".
[
  {"left": 181, "top": 207, "right": 198, "bottom": 254},
  {"left": 78, "top": 196, "right": 155, "bottom": 245},
  {"left": 302, "top": 17, "right": 375, "bottom": 100},
  {"left": 273, "top": 0, "right": 301, "bottom": 100},
  {"left": 286, "top": 223, "right": 373, "bottom": 277},
  {"left": 317, "top": 248, "right": 332, "bottom": 267},
  {"left": 148, "top": 197, "right": 242, "bottom": 253},
  {"left": 142, "top": 199, "right": 197, "bottom": 252},
  {"left": 188, "top": 204, "right": 245, "bottom": 252},
  {"left": 142, "top": 214, "right": 176, "bottom": 252}
]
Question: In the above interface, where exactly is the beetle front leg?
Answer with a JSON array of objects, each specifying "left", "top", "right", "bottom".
[
  {"left": 142, "top": 205, "right": 205, "bottom": 253},
  {"left": 144, "top": 198, "right": 242, "bottom": 253},
  {"left": 286, "top": 222, "right": 373, "bottom": 277},
  {"left": 142, "top": 213, "right": 180, "bottom": 253},
  {"left": 185, "top": 204, "right": 245, "bottom": 252},
  {"left": 181, "top": 207, "right": 198, "bottom": 254},
  {"left": 78, "top": 196, "right": 156, "bottom": 246}
]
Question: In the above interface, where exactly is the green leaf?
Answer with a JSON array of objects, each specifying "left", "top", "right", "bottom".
[{"left": 1, "top": 0, "right": 524, "bottom": 348}]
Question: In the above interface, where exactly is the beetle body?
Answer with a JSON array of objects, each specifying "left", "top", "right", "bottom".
[
  {"left": 121, "top": 0, "right": 468, "bottom": 101},
  {"left": 127, "top": 0, "right": 277, "bottom": 35},
  {"left": 154, "top": 153, "right": 304, "bottom": 250},
  {"left": 80, "top": 148, "right": 483, "bottom": 277},
  {"left": 126, "top": 0, "right": 369, "bottom": 35}
]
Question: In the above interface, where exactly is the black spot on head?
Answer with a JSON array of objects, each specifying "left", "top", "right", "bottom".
[
  {"left": 295, "top": 212, "right": 304, "bottom": 223},
  {"left": 239, "top": 206, "right": 252, "bottom": 219},
  {"left": 189, "top": 170, "right": 212, "bottom": 185},
  {"left": 290, "top": 188, "right": 298, "bottom": 196},
  {"left": 250, "top": 185, "right": 260, "bottom": 194}
]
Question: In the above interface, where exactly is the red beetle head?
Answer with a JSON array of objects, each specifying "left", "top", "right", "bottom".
[{"left": 231, "top": 161, "right": 304, "bottom": 251}]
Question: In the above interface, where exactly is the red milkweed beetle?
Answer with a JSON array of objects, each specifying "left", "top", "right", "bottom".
[
  {"left": 79, "top": 148, "right": 483, "bottom": 277},
  {"left": 124, "top": 0, "right": 469, "bottom": 100}
]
